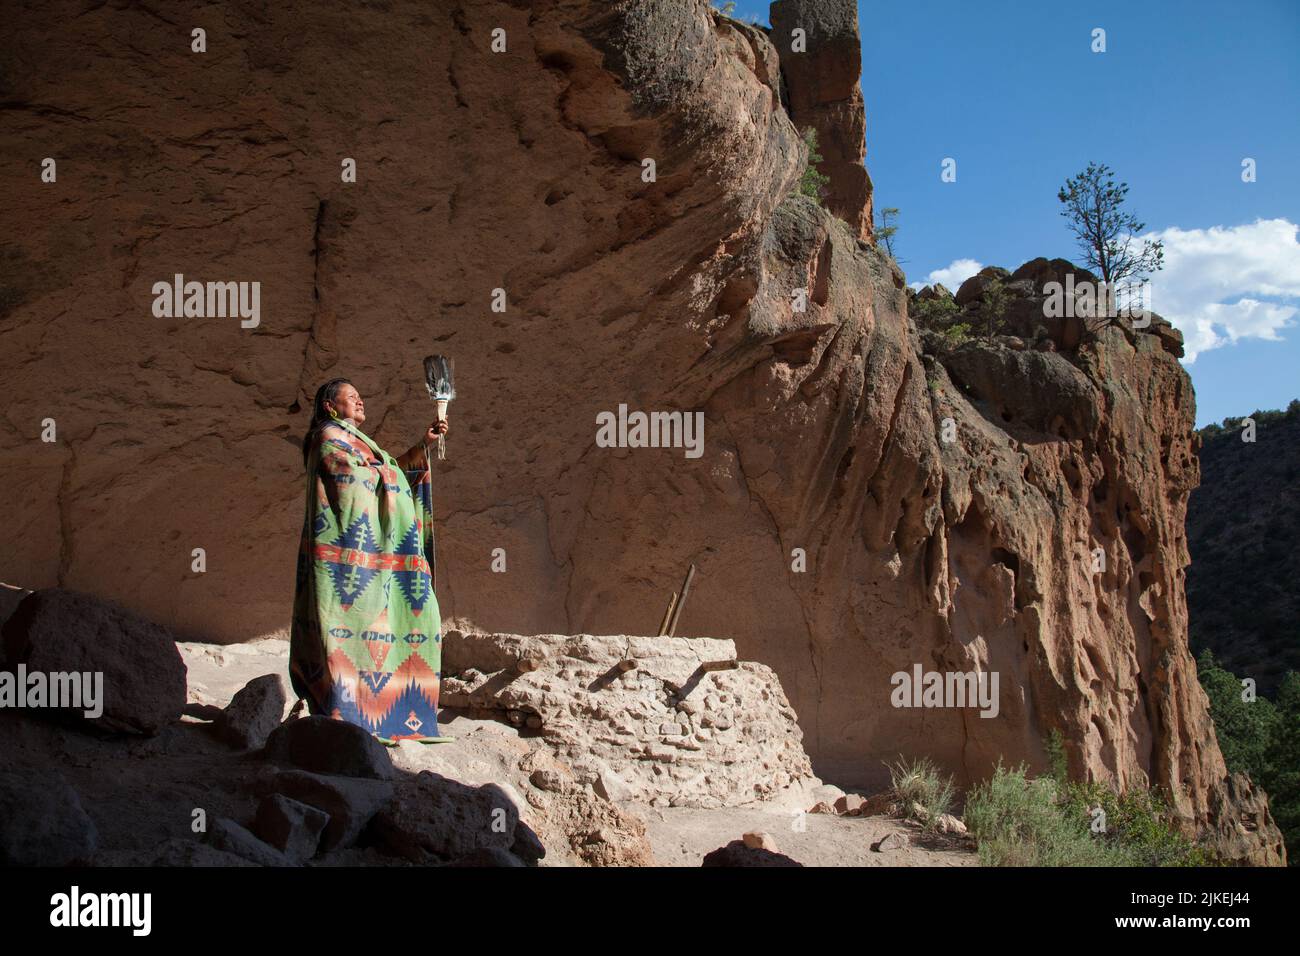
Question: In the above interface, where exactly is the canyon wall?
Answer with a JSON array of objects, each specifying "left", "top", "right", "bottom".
[{"left": 0, "top": 0, "right": 1280, "bottom": 860}]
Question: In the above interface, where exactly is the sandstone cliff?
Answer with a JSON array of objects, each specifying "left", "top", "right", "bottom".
[{"left": 0, "top": 0, "right": 1281, "bottom": 861}]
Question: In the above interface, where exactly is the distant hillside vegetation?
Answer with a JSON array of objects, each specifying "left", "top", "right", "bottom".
[{"left": 1188, "top": 400, "right": 1300, "bottom": 693}]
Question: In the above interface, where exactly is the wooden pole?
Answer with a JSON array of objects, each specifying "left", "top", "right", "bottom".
[
  {"left": 665, "top": 563, "right": 696, "bottom": 637},
  {"left": 657, "top": 592, "right": 678, "bottom": 637}
]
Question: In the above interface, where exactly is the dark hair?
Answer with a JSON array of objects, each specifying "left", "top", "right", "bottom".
[{"left": 301, "top": 377, "right": 352, "bottom": 464}]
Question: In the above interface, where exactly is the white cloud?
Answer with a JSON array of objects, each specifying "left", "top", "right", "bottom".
[
  {"left": 1145, "top": 219, "right": 1300, "bottom": 362},
  {"left": 909, "top": 258, "right": 982, "bottom": 293}
]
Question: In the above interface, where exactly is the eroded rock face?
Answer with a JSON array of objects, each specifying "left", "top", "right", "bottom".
[
  {"left": 0, "top": 0, "right": 1280, "bottom": 861},
  {"left": 769, "top": 0, "right": 873, "bottom": 239}
]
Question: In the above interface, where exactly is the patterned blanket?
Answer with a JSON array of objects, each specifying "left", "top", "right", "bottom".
[{"left": 289, "top": 417, "right": 442, "bottom": 742}]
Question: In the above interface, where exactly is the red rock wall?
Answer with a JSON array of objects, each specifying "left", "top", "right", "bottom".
[{"left": 0, "top": 0, "right": 1281, "bottom": 861}]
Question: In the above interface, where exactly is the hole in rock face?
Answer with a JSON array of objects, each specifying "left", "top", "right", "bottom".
[
  {"left": 1092, "top": 478, "right": 1109, "bottom": 504},
  {"left": 287, "top": 400, "right": 301, "bottom": 414},
  {"left": 1123, "top": 523, "right": 1147, "bottom": 564},
  {"left": 539, "top": 51, "right": 575, "bottom": 72},
  {"left": 991, "top": 547, "right": 1020, "bottom": 575}
]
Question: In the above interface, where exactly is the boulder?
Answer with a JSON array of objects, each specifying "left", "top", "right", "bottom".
[
  {"left": 510, "top": 822, "right": 547, "bottom": 865},
  {"left": 742, "top": 831, "right": 781, "bottom": 852},
  {"left": 262, "top": 715, "right": 395, "bottom": 780},
  {"left": 208, "top": 817, "right": 294, "bottom": 867},
  {"left": 371, "top": 771, "right": 521, "bottom": 862},
  {"left": 702, "top": 840, "right": 802, "bottom": 867},
  {"left": 915, "top": 283, "right": 952, "bottom": 302},
  {"left": 935, "top": 813, "right": 968, "bottom": 835},
  {"left": 955, "top": 270, "right": 1010, "bottom": 307},
  {"left": 858, "top": 791, "right": 896, "bottom": 816},
  {"left": 215, "top": 671, "right": 287, "bottom": 754},
  {"left": 267, "top": 770, "right": 394, "bottom": 851},
  {"left": 871, "top": 832, "right": 908, "bottom": 852},
  {"left": 1009, "top": 256, "right": 1099, "bottom": 292},
  {"left": 1, "top": 588, "right": 185, "bottom": 735},
  {"left": 215, "top": 674, "right": 287, "bottom": 750},
  {"left": 0, "top": 771, "right": 98, "bottom": 865},
  {"left": 253, "top": 794, "right": 328, "bottom": 864},
  {"left": 834, "top": 793, "right": 868, "bottom": 816}
]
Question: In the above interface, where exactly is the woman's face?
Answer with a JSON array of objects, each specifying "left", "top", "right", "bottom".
[{"left": 327, "top": 383, "right": 365, "bottom": 425}]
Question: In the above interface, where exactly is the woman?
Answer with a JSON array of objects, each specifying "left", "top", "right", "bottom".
[{"left": 290, "top": 378, "right": 450, "bottom": 744}]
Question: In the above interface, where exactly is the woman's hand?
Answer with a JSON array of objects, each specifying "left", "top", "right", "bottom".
[{"left": 422, "top": 419, "right": 450, "bottom": 448}]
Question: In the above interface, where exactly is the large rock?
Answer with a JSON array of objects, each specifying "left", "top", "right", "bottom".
[
  {"left": 266, "top": 770, "right": 394, "bottom": 851},
  {"left": 0, "top": 771, "right": 98, "bottom": 865},
  {"left": 262, "top": 715, "right": 395, "bottom": 779},
  {"left": 208, "top": 817, "right": 294, "bottom": 867},
  {"left": 371, "top": 771, "right": 523, "bottom": 863},
  {"left": 702, "top": 839, "right": 802, "bottom": 867},
  {"left": 1204, "top": 773, "right": 1287, "bottom": 867},
  {"left": 1, "top": 589, "right": 185, "bottom": 735},
  {"left": 215, "top": 673, "right": 287, "bottom": 750},
  {"left": 253, "top": 794, "right": 329, "bottom": 864}
]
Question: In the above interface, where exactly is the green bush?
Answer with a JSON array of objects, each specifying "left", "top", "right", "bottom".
[
  {"left": 965, "top": 761, "right": 1211, "bottom": 866},
  {"left": 911, "top": 294, "right": 958, "bottom": 327},
  {"left": 797, "top": 127, "right": 830, "bottom": 203},
  {"left": 887, "top": 756, "right": 955, "bottom": 830},
  {"left": 1197, "top": 650, "right": 1279, "bottom": 781},
  {"left": 940, "top": 321, "right": 972, "bottom": 346},
  {"left": 966, "top": 763, "right": 1113, "bottom": 865},
  {"left": 1199, "top": 654, "right": 1300, "bottom": 864}
]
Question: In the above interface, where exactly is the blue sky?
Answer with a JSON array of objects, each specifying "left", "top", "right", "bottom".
[{"left": 721, "top": 0, "right": 1300, "bottom": 426}]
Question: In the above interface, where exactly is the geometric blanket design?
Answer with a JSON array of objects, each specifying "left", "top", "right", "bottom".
[{"left": 289, "top": 417, "right": 441, "bottom": 741}]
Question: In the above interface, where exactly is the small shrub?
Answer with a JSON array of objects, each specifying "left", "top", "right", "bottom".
[
  {"left": 965, "top": 763, "right": 1113, "bottom": 866},
  {"left": 940, "top": 321, "right": 972, "bottom": 346},
  {"left": 887, "top": 756, "right": 955, "bottom": 830},
  {"left": 911, "top": 294, "right": 958, "bottom": 327},
  {"left": 966, "top": 761, "right": 1214, "bottom": 867},
  {"left": 1045, "top": 728, "right": 1068, "bottom": 785},
  {"left": 798, "top": 127, "right": 830, "bottom": 203}
]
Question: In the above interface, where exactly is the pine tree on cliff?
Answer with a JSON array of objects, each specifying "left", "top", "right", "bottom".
[
  {"left": 876, "top": 207, "right": 900, "bottom": 259},
  {"left": 1057, "top": 162, "right": 1165, "bottom": 288}
]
